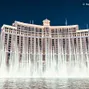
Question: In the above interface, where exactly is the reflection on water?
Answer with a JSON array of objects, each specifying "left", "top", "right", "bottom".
[{"left": 0, "top": 78, "right": 89, "bottom": 89}]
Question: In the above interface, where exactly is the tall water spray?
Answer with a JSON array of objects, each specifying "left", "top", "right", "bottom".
[{"left": 0, "top": 31, "right": 89, "bottom": 78}]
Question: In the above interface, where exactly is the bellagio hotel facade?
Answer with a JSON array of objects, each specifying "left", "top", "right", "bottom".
[{"left": 1, "top": 19, "right": 89, "bottom": 63}]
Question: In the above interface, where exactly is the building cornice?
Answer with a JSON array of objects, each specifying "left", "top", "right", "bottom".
[
  {"left": 14, "top": 21, "right": 79, "bottom": 29},
  {"left": 14, "top": 21, "right": 44, "bottom": 28},
  {"left": 77, "top": 29, "right": 89, "bottom": 32},
  {"left": 50, "top": 25, "right": 78, "bottom": 29},
  {"left": 1, "top": 24, "right": 17, "bottom": 29}
]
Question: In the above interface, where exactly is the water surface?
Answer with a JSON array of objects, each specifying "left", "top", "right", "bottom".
[{"left": 0, "top": 78, "right": 89, "bottom": 89}]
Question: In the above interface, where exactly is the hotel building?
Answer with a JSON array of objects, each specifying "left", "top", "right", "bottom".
[{"left": 1, "top": 19, "right": 89, "bottom": 63}]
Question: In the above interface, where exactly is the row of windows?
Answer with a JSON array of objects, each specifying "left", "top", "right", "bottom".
[
  {"left": 4, "top": 34, "right": 89, "bottom": 49},
  {"left": 5, "top": 29, "right": 89, "bottom": 38},
  {"left": 17, "top": 25, "right": 77, "bottom": 33},
  {"left": 17, "top": 25, "right": 42, "bottom": 32},
  {"left": 5, "top": 35, "right": 89, "bottom": 42}
]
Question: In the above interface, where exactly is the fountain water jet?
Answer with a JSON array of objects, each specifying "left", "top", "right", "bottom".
[{"left": 0, "top": 30, "right": 89, "bottom": 78}]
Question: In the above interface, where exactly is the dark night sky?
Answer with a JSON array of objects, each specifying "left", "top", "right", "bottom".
[{"left": 0, "top": 0, "right": 89, "bottom": 29}]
